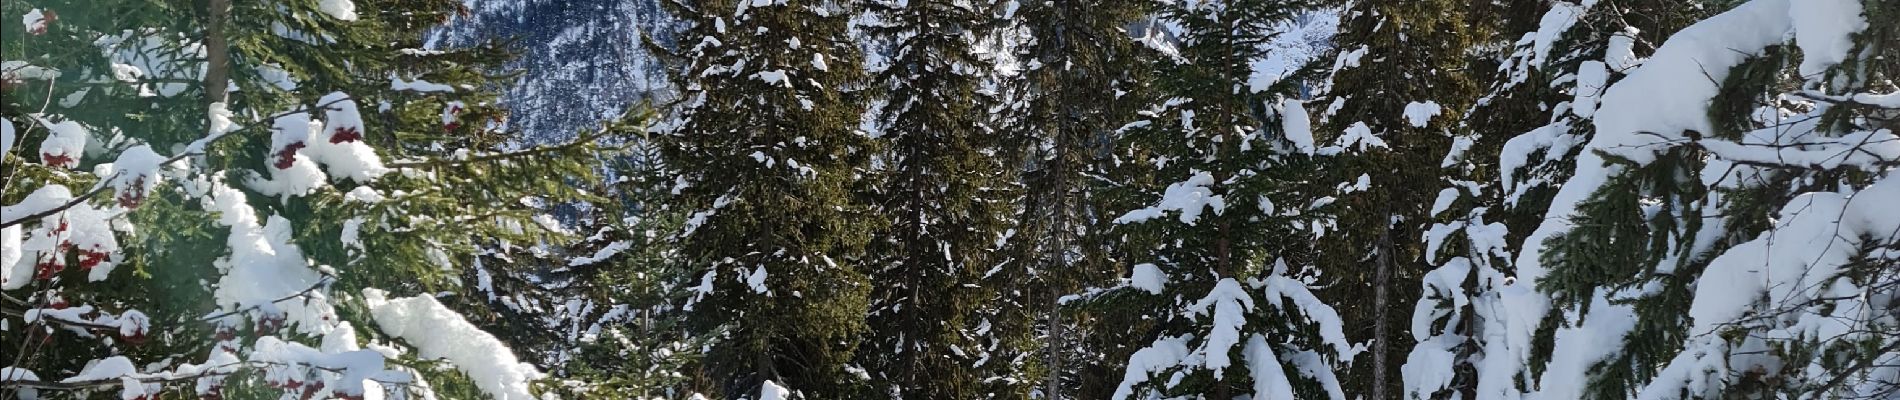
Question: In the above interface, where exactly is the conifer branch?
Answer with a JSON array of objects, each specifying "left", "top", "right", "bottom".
[
  {"left": 386, "top": 129, "right": 617, "bottom": 169},
  {"left": 0, "top": 360, "right": 420, "bottom": 391},
  {"left": 1, "top": 96, "right": 353, "bottom": 229}
]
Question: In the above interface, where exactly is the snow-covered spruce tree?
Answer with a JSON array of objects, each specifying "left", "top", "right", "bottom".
[
  {"left": 1397, "top": 1, "right": 1713, "bottom": 399},
  {"left": 1304, "top": 0, "right": 1485, "bottom": 397},
  {"left": 1519, "top": 0, "right": 1900, "bottom": 398},
  {"left": 1, "top": 0, "right": 620, "bottom": 399},
  {"left": 852, "top": 0, "right": 1015, "bottom": 397},
  {"left": 1396, "top": 4, "right": 1547, "bottom": 397},
  {"left": 443, "top": 111, "right": 709, "bottom": 399},
  {"left": 988, "top": 0, "right": 1152, "bottom": 396},
  {"left": 648, "top": 0, "right": 877, "bottom": 397},
  {"left": 1076, "top": 0, "right": 1357, "bottom": 399}
]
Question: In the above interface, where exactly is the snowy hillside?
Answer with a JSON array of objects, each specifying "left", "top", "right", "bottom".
[{"left": 428, "top": 0, "right": 677, "bottom": 141}]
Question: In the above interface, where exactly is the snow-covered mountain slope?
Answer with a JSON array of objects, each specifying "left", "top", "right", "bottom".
[
  {"left": 433, "top": 2, "right": 1332, "bottom": 142},
  {"left": 428, "top": 0, "right": 678, "bottom": 142},
  {"left": 1133, "top": 10, "right": 1339, "bottom": 95}
]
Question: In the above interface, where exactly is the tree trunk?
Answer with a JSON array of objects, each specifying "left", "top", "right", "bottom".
[
  {"left": 1371, "top": 226, "right": 1394, "bottom": 400},
  {"left": 1044, "top": 297, "right": 1064, "bottom": 399},
  {"left": 202, "top": 0, "right": 232, "bottom": 105}
]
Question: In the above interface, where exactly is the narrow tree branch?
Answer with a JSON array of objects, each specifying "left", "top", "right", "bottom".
[
  {"left": 0, "top": 174, "right": 118, "bottom": 229},
  {"left": 0, "top": 307, "right": 123, "bottom": 332},
  {"left": 197, "top": 276, "right": 334, "bottom": 322}
]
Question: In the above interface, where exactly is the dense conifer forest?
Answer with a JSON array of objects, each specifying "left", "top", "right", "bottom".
[{"left": 3, "top": 0, "right": 1899, "bottom": 399}]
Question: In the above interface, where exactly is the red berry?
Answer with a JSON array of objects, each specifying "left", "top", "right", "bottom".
[
  {"left": 118, "top": 176, "right": 148, "bottom": 208},
  {"left": 274, "top": 142, "right": 306, "bottom": 169},
  {"left": 256, "top": 313, "right": 286, "bottom": 333},
  {"left": 299, "top": 381, "right": 325, "bottom": 400},
  {"left": 36, "top": 259, "right": 64, "bottom": 280},
  {"left": 330, "top": 126, "right": 362, "bottom": 144},
  {"left": 77, "top": 249, "right": 110, "bottom": 270},
  {"left": 42, "top": 152, "right": 75, "bottom": 168}
]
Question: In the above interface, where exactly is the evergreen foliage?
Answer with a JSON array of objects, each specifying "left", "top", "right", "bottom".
[
  {"left": 851, "top": 0, "right": 1016, "bottom": 397},
  {"left": 1, "top": 0, "right": 626, "bottom": 398},
  {"left": 988, "top": 0, "right": 1152, "bottom": 397},
  {"left": 8, "top": 0, "right": 1900, "bottom": 399},
  {"left": 648, "top": 0, "right": 878, "bottom": 397},
  {"left": 1083, "top": 0, "right": 1359, "bottom": 399},
  {"left": 1309, "top": 0, "right": 1489, "bottom": 397}
]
